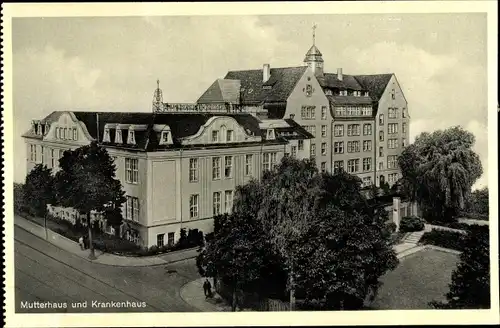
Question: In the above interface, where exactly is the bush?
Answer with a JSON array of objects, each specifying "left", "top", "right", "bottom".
[
  {"left": 430, "top": 221, "right": 471, "bottom": 231},
  {"left": 460, "top": 211, "right": 489, "bottom": 221},
  {"left": 420, "top": 229, "right": 465, "bottom": 251},
  {"left": 400, "top": 216, "right": 425, "bottom": 232},
  {"left": 92, "top": 237, "right": 140, "bottom": 254}
]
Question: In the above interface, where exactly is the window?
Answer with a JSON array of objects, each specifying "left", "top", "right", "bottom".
[
  {"left": 298, "top": 140, "right": 304, "bottom": 150},
  {"left": 189, "top": 158, "right": 198, "bottom": 182},
  {"left": 388, "top": 123, "right": 398, "bottom": 134},
  {"left": 334, "top": 125, "right": 344, "bottom": 137},
  {"left": 125, "top": 229, "right": 140, "bottom": 244},
  {"left": 291, "top": 146, "right": 297, "bottom": 158},
  {"left": 347, "top": 159, "right": 360, "bottom": 173},
  {"left": 115, "top": 129, "right": 123, "bottom": 143},
  {"left": 212, "top": 157, "right": 221, "bottom": 180},
  {"left": 167, "top": 232, "right": 175, "bottom": 246},
  {"left": 263, "top": 153, "right": 271, "bottom": 171},
  {"left": 226, "top": 130, "right": 234, "bottom": 142},
  {"left": 64, "top": 128, "right": 68, "bottom": 139},
  {"left": 301, "top": 106, "right": 316, "bottom": 120},
  {"left": 310, "top": 144, "right": 316, "bottom": 158},
  {"left": 379, "top": 162, "right": 384, "bottom": 170},
  {"left": 224, "top": 156, "right": 233, "bottom": 178},
  {"left": 270, "top": 153, "right": 278, "bottom": 169},
  {"left": 388, "top": 108, "right": 398, "bottom": 119},
  {"left": 402, "top": 108, "right": 407, "bottom": 118},
  {"left": 125, "top": 158, "right": 139, "bottom": 184},
  {"left": 320, "top": 142, "right": 327, "bottom": 156},
  {"left": 363, "top": 124, "right": 372, "bottom": 136},
  {"left": 321, "top": 162, "right": 326, "bottom": 173},
  {"left": 347, "top": 141, "right": 360, "bottom": 153},
  {"left": 103, "top": 128, "right": 111, "bottom": 142},
  {"left": 55, "top": 127, "right": 59, "bottom": 139},
  {"left": 388, "top": 173, "right": 399, "bottom": 183},
  {"left": 333, "top": 160, "right": 344, "bottom": 173},
  {"left": 387, "top": 155, "right": 398, "bottom": 169},
  {"left": 245, "top": 154, "right": 253, "bottom": 176},
  {"left": 402, "top": 138, "right": 407, "bottom": 147},
  {"left": 347, "top": 124, "right": 360, "bottom": 136},
  {"left": 321, "top": 125, "right": 327, "bottom": 137},
  {"left": 334, "top": 141, "right": 344, "bottom": 154},
  {"left": 379, "top": 147, "right": 384, "bottom": 157},
  {"left": 402, "top": 122, "right": 407, "bottom": 133},
  {"left": 213, "top": 192, "right": 221, "bottom": 216},
  {"left": 189, "top": 194, "right": 199, "bottom": 218},
  {"left": 361, "top": 107, "right": 372, "bottom": 116},
  {"left": 391, "top": 89, "right": 395, "bottom": 100},
  {"left": 305, "top": 84, "right": 313, "bottom": 97},
  {"left": 73, "top": 128, "right": 78, "bottom": 140},
  {"left": 363, "top": 140, "right": 372, "bottom": 152},
  {"left": 126, "top": 196, "right": 139, "bottom": 221},
  {"left": 157, "top": 234, "right": 165, "bottom": 247},
  {"left": 40, "top": 146, "right": 44, "bottom": 164},
  {"left": 363, "top": 158, "right": 372, "bottom": 171},
  {"left": 29, "top": 144, "right": 36, "bottom": 162},
  {"left": 224, "top": 190, "right": 233, "bottom": 213},
  {"left": 304, "top": 125, "right": 316, "bottom": 137},
  {"left": 59, "top": 149, "right": 64, "bottom": 159},
  {"left": 379, "top": 114, "right": 384, "bottom": 125},
  {"left": 335, "top": 107, "right": 346, "bottom": 116},
  {"left": 162, "top": 131, "right": 170, "bottom": 143},
  {"left": 51, "top": 149, "right": 56, "bottom": 168},
  {"left": 267, "top": 129, "right": 275, "bottom": 140},
  {"left": 321, "top": 106, "right": 327, "bottom": 120},
  {"left": 362, "top": 177, "right": 372, "bottom": 187},
  {"left": 212, "top": 130, "right": 219, "bottom": 142},
  {"left": 388, "top": 139, "right": 399, "bottom": 149},
  {"left": 379, "top": 131, "right": 384, "bottom": 141},
  {"left": 325, "top": 90, "right": 333, "bottom": 96}
]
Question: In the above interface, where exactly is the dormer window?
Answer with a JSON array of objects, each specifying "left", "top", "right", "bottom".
[
  {"left": 339, "top": 90, "right": 348, "bottom": 96},
  {"left": 364, "top": 91, "right": 369, "bottom": 97},
  {"left": 115, "top": 128, "right": 123, "bottom": 144},
  {"left": 266, "top": 129, "right": 275, "bottom": 140},
  {"left": 73, "top": 128, "right": 78, "bottom": 140},
  {"left": 289, "top": 114, "right": 295, "bottom": 120},
  {"left": 212, "top": 130, "right": 219, "bottom": 142},
  {"left": 159, "top": 129, "right": 172, "bottom": 145},
  {"left": 44, "top": 123, "right": 50, "bottom": 135},
  {"left": 37, "top": 123, "right": 42, "bottom": 135},
  {"left": 127, "top": 129, "right": 136, "bottom": 145},
  {"left": 325, "top": 89, "right": 332, "bottom": 96},
  {"left": 226, "top": 130, "right": 234, "bottom": 142},
  {"left": 103, "top": 128, "right": 111, "bottom": 142}
]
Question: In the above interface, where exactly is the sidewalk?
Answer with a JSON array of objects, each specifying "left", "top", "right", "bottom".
[{"left": 14, "top": 215, "right": 199, "bottom": 267}]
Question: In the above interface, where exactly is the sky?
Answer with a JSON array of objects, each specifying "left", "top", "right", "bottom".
[{"left": 11, "top": 13, "right": 489, "bottom": 189}]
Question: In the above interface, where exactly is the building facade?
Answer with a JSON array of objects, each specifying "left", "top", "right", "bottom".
[
  {"left": 196, "top": 41, "right": 410, "bottom": 187},
  {"left": 23, "top": 111, "right": 312, "bottom": 247}
]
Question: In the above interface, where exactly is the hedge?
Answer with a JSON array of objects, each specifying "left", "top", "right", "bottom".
[
  {"left": 420, "top": 229, "right": 465, "bottom": 251},
  {"left": 400, "top": 216, "right": 425, "bottom": 233}
]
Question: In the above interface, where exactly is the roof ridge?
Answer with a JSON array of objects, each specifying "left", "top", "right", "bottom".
[{"left": 227, "top": 66, "right": 305, "bottom": 73}]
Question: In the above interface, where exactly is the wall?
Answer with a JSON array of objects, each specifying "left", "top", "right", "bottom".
[
  {"left": 374, "top": 75, "right": 409, "bottom": 186},
  {"left": 285, "top": 68, "right": 331, "bottom": 171}
]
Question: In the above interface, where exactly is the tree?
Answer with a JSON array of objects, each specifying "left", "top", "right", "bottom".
[
  {"left": 467, "top": 187, "right": 489, "bottom": 215},
  {"left": 54, "top": 142, "right": 126, "bottom": 259},
  {"left": 398, "top": 126, "right": 483, "bottom": 222},
  {"left": 430, "top": 225, "right": 490, "bottom": 309},
  {"left": 102, "top": 202, "right": 124, "bottom": 237},
  {"left": 23, "top": 164, "right": 56, "bottom": 217}
]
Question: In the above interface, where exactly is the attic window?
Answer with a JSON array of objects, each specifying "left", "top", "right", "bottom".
[
  {"left": 364, "top": 91, "right": 369, "bottom": 97},
  {"left": 37, "top": 123, "right": 43, "bottom": 135},
  {"left": 45, "top": 123, "right": 50, "bottom": 135},
  {"left": 115, "top": 128, "right": 123, "bottom": 144},
  {"left": 325, "top": 89, "right": 332, "bottom": 96},
  {"left": 103, "top": 128, "right": 111, "bottom": 142},
  {"left": 267, "top": 129, "right": 275, "bottom": 140},
  {"left": 391, "top": 89, "right": 395, "bottom": 99},
  {"left": 128, "top": 130, "right": 136, "bottom": 145},
  {"left": 339, "top": 90, "right": 348, "bottom": 96},
  {"left": 160, "top": 130, "right": 171, "bottom": 145}
]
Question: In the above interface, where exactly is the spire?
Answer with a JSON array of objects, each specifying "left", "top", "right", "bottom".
[
  {"left": 152, "top": 79, "right": 164, "bottom": 112},
  {"left": 304, "top": 24, "right": 324, "bottom": 76},
  {"left": 312, "top": 23, "right": 317, "bottom": 46}
]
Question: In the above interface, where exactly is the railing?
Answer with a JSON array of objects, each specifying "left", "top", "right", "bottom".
[{"left": 155, "top": 103, "right": 261, "bottom": 113}]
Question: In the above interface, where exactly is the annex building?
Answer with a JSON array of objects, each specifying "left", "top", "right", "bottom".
[{"left": 23, "top": 36, "right": 410, "bottom": 247}]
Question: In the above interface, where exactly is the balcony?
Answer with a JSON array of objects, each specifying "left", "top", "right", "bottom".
[{"left": 155, "top": 102, "right": 252, "bottom": 113}]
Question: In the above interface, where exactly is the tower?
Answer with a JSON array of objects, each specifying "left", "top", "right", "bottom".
[
  {"left": 152, "top": 79, "right": 164, "bottom": 112},
  {"left": 303, "top": 24, "right": 324, "bottom": 77}
]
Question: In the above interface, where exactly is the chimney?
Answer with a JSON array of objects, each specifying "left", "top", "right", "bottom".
[
  {"left": 263, "top": 64, "right": 271, "bottom": 82},
  {"left": 337, "top": 68, "right": 343, "bottom": 81}
]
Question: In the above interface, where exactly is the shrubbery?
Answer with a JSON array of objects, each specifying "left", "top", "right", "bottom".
[
  {"left": 399, "top": 216, "right": 425, "bottom": 232},
  {"left": 420, "top": 229, "right": 465, "bottom": 251},
  {"left": 429, "top": 221, "right": 471, "bottom": 231}
]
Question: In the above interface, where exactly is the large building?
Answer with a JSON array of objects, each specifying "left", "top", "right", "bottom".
[
  {"left": 194, "top": 39, "right": 410, "bottom": 187},
  {"left": 22, "top": 34, "right": 409, "bottom": 247},
  {"left": 23, "top": 110, "right": 312, "bottom": 247}
]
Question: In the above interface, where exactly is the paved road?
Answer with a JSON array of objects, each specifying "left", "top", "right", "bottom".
[{"left": 14, "top": 226, "right": 201, "bottom": 313}]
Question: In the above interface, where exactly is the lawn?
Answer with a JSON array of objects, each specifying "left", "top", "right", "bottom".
[{"left": 370, "top": 249, "right": 459, "bottom": 309}]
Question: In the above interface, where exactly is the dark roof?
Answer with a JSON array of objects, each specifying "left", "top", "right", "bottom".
[
  {"left": 326, "top": 95, "right": 374, "bottom": 106},
  {"left": 318, "top": 74, "right": 364, "bottom": 91},
  {"left": 223, "top": 66, "right": 307, "bottom": 104},
  {"left": 28, "top": 111, "right": 307, "bottom": 151},
  {"left": 283, "top": 119, "right": 314, "bottom": 139},
  {"left": 354, "top": 74, "right": 393, "bottom": 101}
]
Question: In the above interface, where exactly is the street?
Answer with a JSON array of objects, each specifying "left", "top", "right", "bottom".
[{"left": 14, "top": 226, "right": 201, "bottom": 313}]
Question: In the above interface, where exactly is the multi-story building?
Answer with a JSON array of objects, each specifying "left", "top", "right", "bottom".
[
  {"left": 197, "top": 39, "right": 410, "bottom": 187},
  {"left": 22, "top": 110, "right": 312, "bottom": 247}
]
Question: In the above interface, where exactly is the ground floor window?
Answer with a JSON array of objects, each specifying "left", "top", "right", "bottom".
[
  {"left": 167, "top": 232, "right": 175, "bottom": 246},
  {"left": 157, "top": 233, "right": 165, "bottom": 247},
  {"left": 125, "top": 229, "right": 140, "bottom": 244}
]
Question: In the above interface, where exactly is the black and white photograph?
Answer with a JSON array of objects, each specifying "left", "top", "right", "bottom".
[{"left": 2, "top": 1, "right": 499, "bottom": 327}]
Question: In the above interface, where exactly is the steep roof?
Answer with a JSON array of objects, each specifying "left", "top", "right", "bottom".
[
  {"left": 223, "top": 66, "right": 307, "bottom": 104},
  {"left": 318, "top": 73, "right": 364, "bottom": 91},
  {"left": 353, "top": 74, "right": 393, "bottom": 101},
  {"left": 196, "top": 79, "right": 241, "bottom": 104}
]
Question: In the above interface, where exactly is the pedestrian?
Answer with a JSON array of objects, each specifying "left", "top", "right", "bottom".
[
  {"left": 78, "top": 235, "right": 84, "bottom": 250},
  {"left": 203, "top": 278, "right": 212, "bottom": 299}
]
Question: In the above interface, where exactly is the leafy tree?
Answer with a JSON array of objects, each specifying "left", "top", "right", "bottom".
[
  {"left": 23, "top": 164, "right": 56, "bottom": 217},
  {"left": 102, "top": 203, "right": 123, "bottom": 237},
  {"left": 466, "top": 187, "right": 489, "bottom": 215},
  {"left": 398, "top": 126, "right": 482, "bottom": 222},
  {"left": 14, "top": 183, "right": 27, "bottom": 215},
  {"left": 430, "top": 225, "right": 490, "bottom": 309},
  {"left": 54, "top": 142, "right": 126, "bottom": 259}
]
